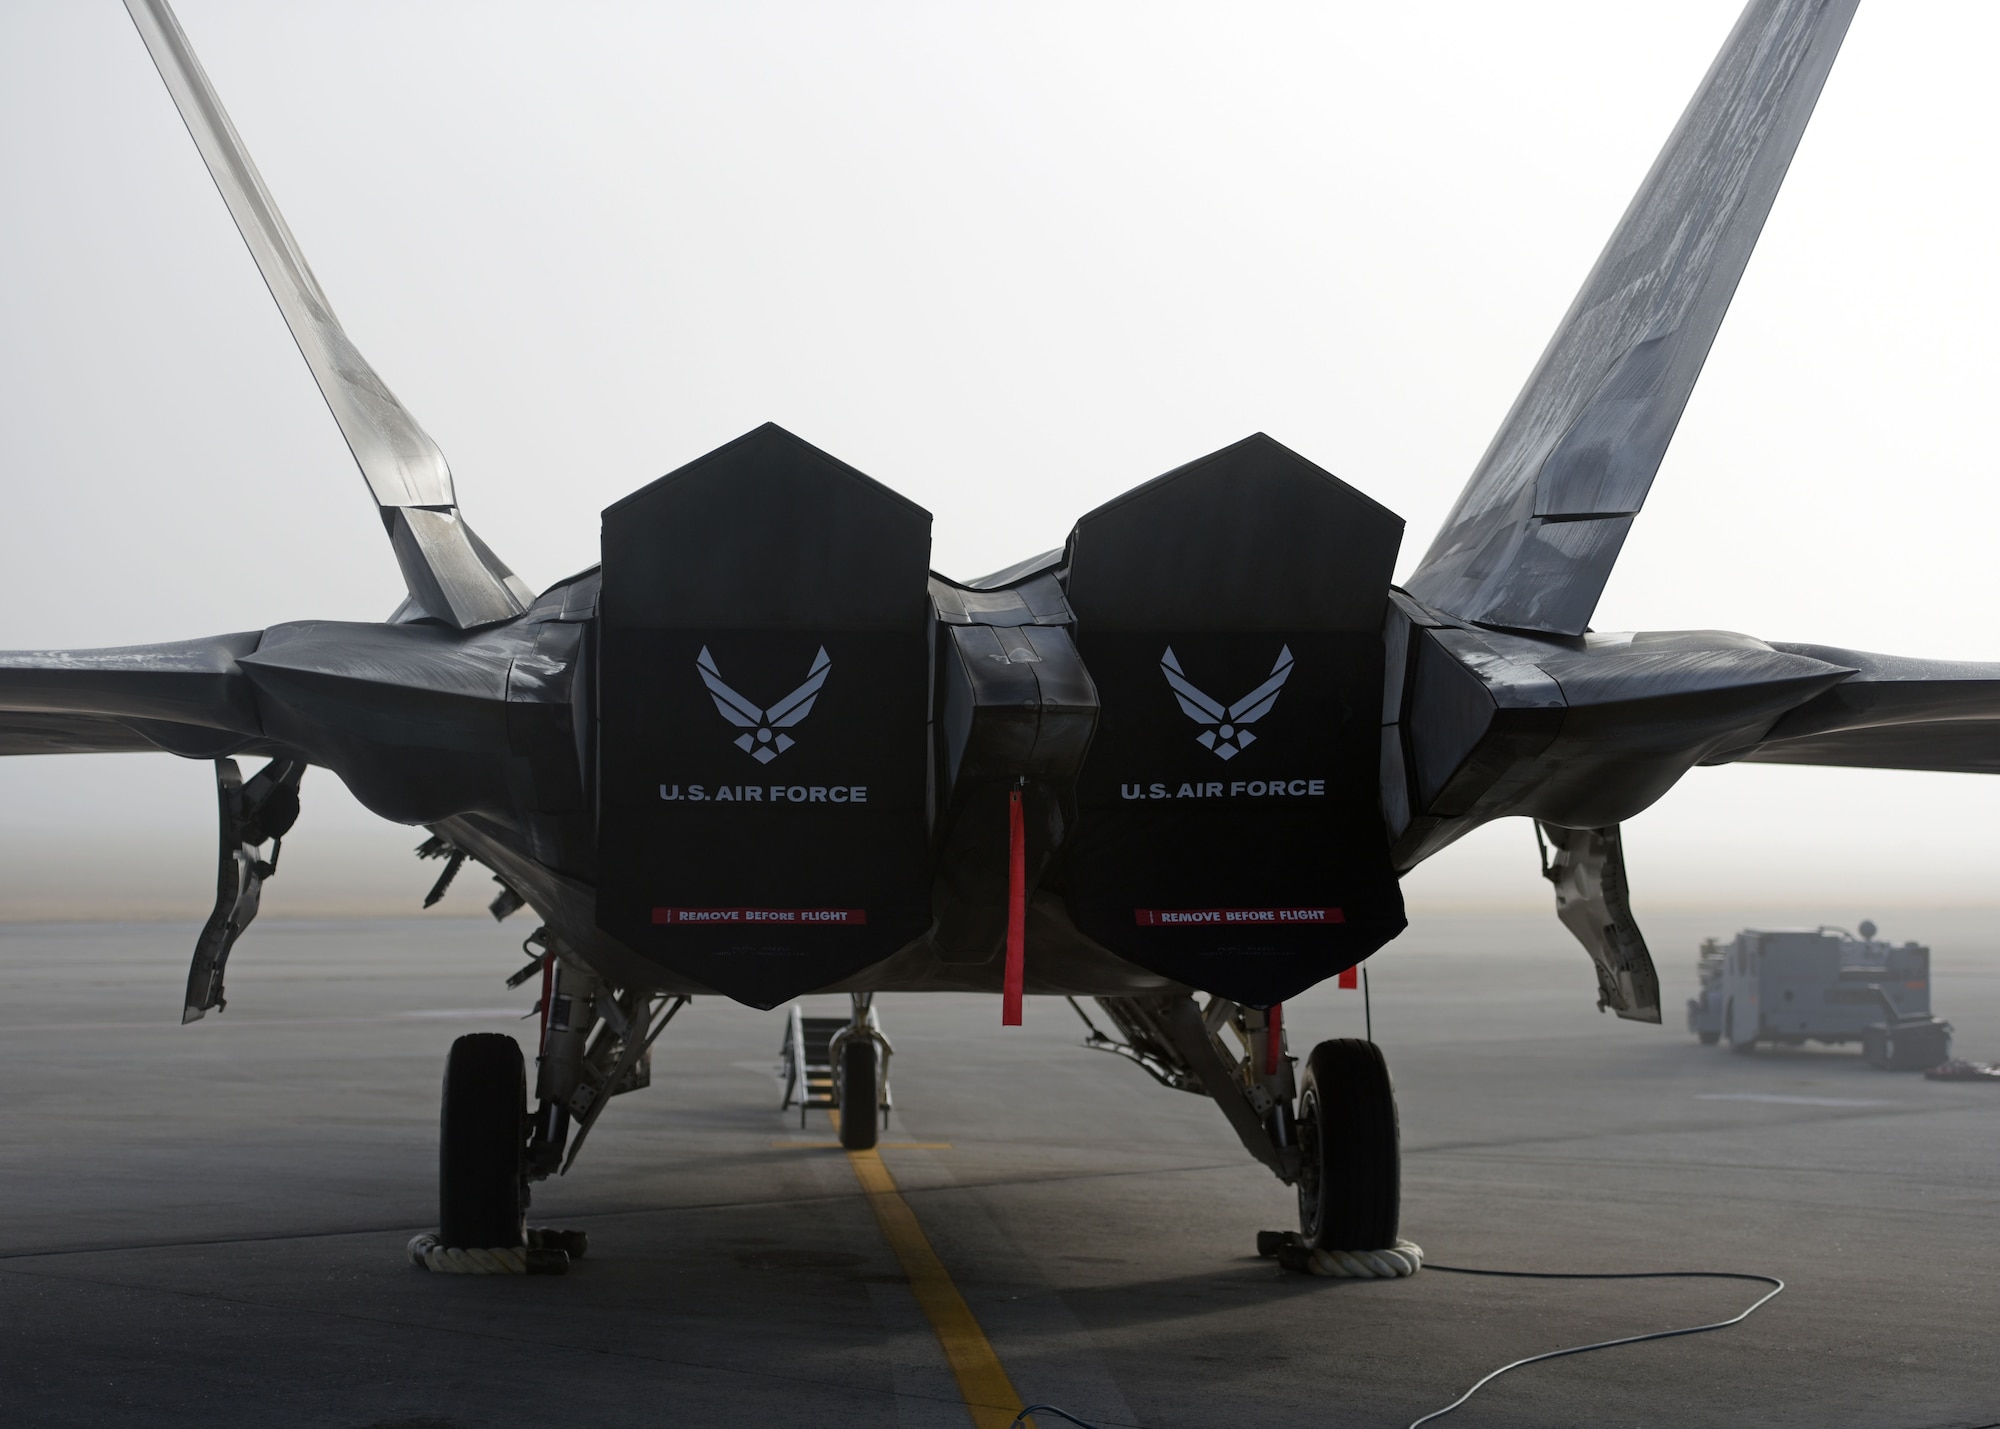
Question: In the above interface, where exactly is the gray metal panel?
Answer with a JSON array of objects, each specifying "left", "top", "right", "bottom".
[
  {"left": 241, "top": 621, "right": 516, "bottom": 702},
  {"left": 1405, "top": 0, "right": 1859, "bottom": 635},
  {"left": 432, "top": 811, "right": 698, "bottom": 996},
  {"left": 1741, "top": 722, "right": 2000, "bottom": 775},
  {"left": 1483, "top": 628, "right": 1846, "bottom": 829},
  {"left": 1532, "top": 628, "right": 1848, "bottom": 710},
  {"left": 1378, "top": 724, "right": 1411, "bottom": 842},
  {"left": 234, "top": 618, "right": 544, "bottom": 826},
  {"left": 121, "top": 0, "right": 525, "bottom": 630},
  {"left": 929, "top": 571, "right": 1076, "bottom": 629},
  {"left": 556, "top": 570, "right": 602, "bottom": 623},
  {"left": 1536, "top": 823, "right": 1661, "bottom": 1023},
  {"left": 1381, "top": 599, "right": 1414, "bottom": 726},
  {"left": 930, "top": 584, "right": 1029, "bottom": 628},
  {"left": 1017, "top": 573, "right": 1074, "bottom": 623},
  {"left": 1398, "top": 625, "right": 1567, "bottom": 839},
  {"left": 1470, "top": 516, "right": 1635, "bottom": 635},
  {"left": 1720, "top": 644, "right": 2000, "bottom": 774},
  {"left": 387, "top": 509, "right": 532, "bottom": 630},
  {"left": 1389, "top": 623, "right": 1849, "bottom": 870},
  {"left": 965, "top": 549, "right": 1064, "bottom": 590},
  {"left": 1408, "top": 630, "right": 1502, "bottom": 812},
  {"left": 0, "top": 711, "right": 199, "bottom": 757},
  {"left": 0, "top": 633, "right": 263, "bottom": 734}
]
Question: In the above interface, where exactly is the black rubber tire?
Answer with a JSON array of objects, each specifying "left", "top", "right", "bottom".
[
  {"left": 1698, "top": 1031, "right": 1721, "bottom": 1047},
  {"left": 1295, "top": 1039, "right": 1398, "bottom": 1252},
  {"left": 837, "top": 1038, "right": 880, "bottom": 1151},
  {"left": 440, "top": 1033, "right": 527, "bottom": 1249}
]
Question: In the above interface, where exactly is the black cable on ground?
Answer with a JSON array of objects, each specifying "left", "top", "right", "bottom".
[
  {"left": 1408, "top": 1265, "right": 1785, "bottom": 1428},
  {"left": 1004, "top": 1263, "right": 1786, "bottom": 1429},
  {"left": 1011, "top": 1406, "right": 1111, "bottom": 1429}
]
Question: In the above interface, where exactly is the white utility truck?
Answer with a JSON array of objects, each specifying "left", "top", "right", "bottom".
[{"left": 1687, "top": 922, "right": 1951, "bottom": 1069}]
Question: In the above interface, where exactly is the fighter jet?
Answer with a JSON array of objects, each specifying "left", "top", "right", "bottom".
[{"left": 5, "top": 0, "right": 1993, "bottom": 1265}]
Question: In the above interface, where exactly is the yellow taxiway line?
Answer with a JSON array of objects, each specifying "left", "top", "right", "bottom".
[
  {"left": 771, "top": 1140, "right": 954, "bottom": 1149},
  {"left": 829, "top": 1110, "right": 1033, "bottom": 1429}
]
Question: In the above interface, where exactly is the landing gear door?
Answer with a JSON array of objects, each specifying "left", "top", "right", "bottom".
[
  {"left": 1059, "top": 435, "right": 1408, "bottom": 1006},
  {"left": 595, "top": 424, "right": 933, "bottom": 1009}
]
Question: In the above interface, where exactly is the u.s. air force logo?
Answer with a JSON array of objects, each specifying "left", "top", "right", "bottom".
[
  {"left": 697, "top": 645, "right": 830, "bottom": 764},
  {"left": 1160, "top": 645, "right": 1294, "bottom": 760}
]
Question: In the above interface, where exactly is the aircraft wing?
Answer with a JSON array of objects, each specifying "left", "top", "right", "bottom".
[
  {"left": 121, "top": 0, "right": 529, "bottom": 630},
  {"left": 1404, "top": 0, "right": 1859, "bottom": 636},
  {"left": 0, "top": 634, "right": 273, "bottom": 759},
  {"left": 1715, "top": 644, "right": 2000, "bottom": 775}
]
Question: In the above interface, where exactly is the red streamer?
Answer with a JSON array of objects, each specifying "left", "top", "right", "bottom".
[
  {"left": 1003, "top": 786, "right": 1026, "bottom": 1026},
  {"left": 1264, "top": 1001, "right": 1283, "bottom": 1075}
]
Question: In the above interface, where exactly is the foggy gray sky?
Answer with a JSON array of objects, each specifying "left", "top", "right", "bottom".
[{"left": 2, "top": 1, "right": 1997, "bottom": 922}]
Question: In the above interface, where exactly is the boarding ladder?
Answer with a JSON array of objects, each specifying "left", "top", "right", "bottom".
[{"left": 780, "top": 999, "right": 891, "bottom": 1127}]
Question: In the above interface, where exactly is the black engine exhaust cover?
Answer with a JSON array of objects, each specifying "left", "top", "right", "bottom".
[
  {"left": 595, "top": 424, "right": 933, "bottom": 1008},
  {"left": 1056, "top": 434, "right": 1407, "bottom": 1006}
]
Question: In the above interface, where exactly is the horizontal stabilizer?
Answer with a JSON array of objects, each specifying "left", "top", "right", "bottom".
[
  {"left": 1406, "top": 0, "right": 1859, "bottom": 635},
  {"left": 1718, "top": 644, "right": 2000, "bottom": 774},
  {"left": 0, "top": 635, "right": 268, "bottom": 757}
]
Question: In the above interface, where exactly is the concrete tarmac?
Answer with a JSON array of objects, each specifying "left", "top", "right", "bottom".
[{"left": 1, "top": 912, "right": 1995, "bottom": 1428}]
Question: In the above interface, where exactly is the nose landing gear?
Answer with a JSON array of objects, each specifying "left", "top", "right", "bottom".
[
  {"left": 836, "top": 1035, "right": 881, "bottom": 1150},
  {"left": 782, "top": 993, "right": 894, "bottom": 1149}
]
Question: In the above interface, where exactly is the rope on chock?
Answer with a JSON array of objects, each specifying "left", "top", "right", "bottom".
[
  {"left": 1307, "top": 1239, "right": 1424, "bottom": 1278},
  {"left": 1258, "top": 1229, "right": 1424, "bottom": 1278},
  {"left": 406, "top": 1227, "right": 588, "bottom": 1275}
]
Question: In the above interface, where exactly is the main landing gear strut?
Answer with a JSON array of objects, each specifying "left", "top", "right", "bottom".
[
  {"left": 1072, "top": 991, "right": 1401, "bottom": 1262},
  {"left": 419, "top": 1030, "right": 584, "bottom": 1274},
  {"left": 417, "top": 930, "right": 681, "bottom": 1273}
]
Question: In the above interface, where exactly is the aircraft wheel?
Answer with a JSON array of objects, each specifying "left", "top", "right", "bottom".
[
  {"left": 440, "top": 1033, "right": 528, "bottom": 1249},
  {"left": 837, "top": 1037, "right": 880, "bottom": 1151},
  {"left": 1294, "top": 1039, "right": 1398, "bottom": 1251}
]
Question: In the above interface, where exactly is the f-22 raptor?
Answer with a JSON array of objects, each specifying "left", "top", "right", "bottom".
[{"left": 5, "top": 0, "right": 1993, "bottom": 1264}]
